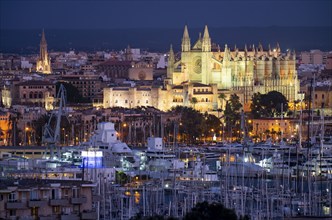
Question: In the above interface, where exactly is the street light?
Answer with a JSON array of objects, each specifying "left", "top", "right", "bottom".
[
  {"left": 24, "top": 127, "right": 29, "bottom": 146},
  {"left": 120, "top": 123, "right": 127, "bottom": 142},
  {"left": 62, "top": 128, "right": 65, "bottom": 145}
]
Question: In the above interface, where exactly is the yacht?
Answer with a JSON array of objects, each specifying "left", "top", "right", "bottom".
[
  {"left": 81, "top": 122, "right": 139, "bottom": 171},
  {"left": 294, "top": 155, "right": 332, "bottom": 179},
  {"left": 145, "top": 137, "right": 178, "bottom": 171}
]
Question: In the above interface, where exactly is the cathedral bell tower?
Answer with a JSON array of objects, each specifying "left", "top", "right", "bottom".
[{"left": 36, "top": 30, "right": 52, "bottom": 74}]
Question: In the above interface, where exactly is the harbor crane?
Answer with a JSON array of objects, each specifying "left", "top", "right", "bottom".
[{"left": 42, "top": 84, "right": 67, "bottom": 160}]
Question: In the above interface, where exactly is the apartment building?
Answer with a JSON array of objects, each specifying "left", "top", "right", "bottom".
[{"left": 0, "top": 179, "right": 97, "bottom": 220}]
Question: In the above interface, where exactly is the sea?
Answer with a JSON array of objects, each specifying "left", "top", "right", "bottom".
[{"left": 1, "top": 26, "right": 331, "bottom": 54}]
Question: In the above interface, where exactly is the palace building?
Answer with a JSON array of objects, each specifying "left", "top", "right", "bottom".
[
  {"left": 104, "top": 25, "right": 301, "bottom": 112},
  {"left": 36, "top": 30, "right": 52, "bottom": 74}
]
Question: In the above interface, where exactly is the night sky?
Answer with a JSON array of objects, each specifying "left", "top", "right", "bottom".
[{"left": 1, "top": 0, "right": 331, "bottom": 29}]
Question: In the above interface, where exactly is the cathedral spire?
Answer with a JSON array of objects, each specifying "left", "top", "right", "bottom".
[
  {"left": 167, "top": 44, "right": 175, "bottom": 78},
  {"left": 169, "top": 44, "right": 175, "bottom": 63},
  {"left": 292, "top": 50, "right": 296, "bottom": 60},
  {"left": 203, "top": 25, "right": 210, "bottom": 39},
  {"left": 259, "top": 42, "right": 263, "bottom": 52},
  {"left": 202, "top": 25, "right": 211, "bottom": 52},
  {"left": 268, "top": 44, "right": 272, "bottom": 56},
  {"left": 36, "top": 30, "right": 51, "bottom": 74},
  {"left": 183, "top": 25, "right": 189, "bottom": 39},
  {"left": 223, "top": 44, "right": 230, "bottom": 62},
  {"left": 233, "top": 44, "right": 238, "bottom": 57},
  {"left": 181, "top": 25, "right": 191, "bottom": 52},
  {"left": 276, "top": 42, "right": 281, "bottom": 53},
  {"left": 287, "top": 49, "right": 291, "bottom": 58},
  {"left": 41, "top": 29, "right": 46, "bottom": 44}
]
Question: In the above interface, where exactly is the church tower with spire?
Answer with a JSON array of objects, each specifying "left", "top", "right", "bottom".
[
  {"left": 36, "top": 30, "right": 52, "bottom": 74},
  {"left": 201, "top": 25, "right": 212, "bottom": 84},
  {"left": 181, "top": 25, "right": 191, "bottom": 52},
  {"left": 202, "top": 25, "right": 211, "bottom": 52},
  {"left": 167, "top": 44, "right": 175, "bottom": 79}
]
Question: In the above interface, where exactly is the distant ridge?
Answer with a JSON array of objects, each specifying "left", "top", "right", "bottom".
[{"left": 1, "top": 26, "right": 331, "bottom": 54}]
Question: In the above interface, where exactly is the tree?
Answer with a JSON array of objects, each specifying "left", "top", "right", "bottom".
[
  {"left": 250, "top": 91, "right": 288, "bottom": 118},
  {"left": 203, "top": 113, "right": 221, "bottom": 141},
  {"left": 32, "top": 114, "right": 49, "bottom": 145},
  {"left": 265, "top": 129, "right": 271, "bottom": 139},
  {"left": 184, "top": 201, "right": 238, "bottom": 220},
  {"left": 224, "top": 94, "right": 242, "bottom": 140},
  {"left": 171, "top": 106, "right": 204, "bottom": 143},
  {"left": 56, "top": 82, "right": 90, "bottom": 103},
  {"left": 115, "top": 171, "right": 129, "bottom": 185},
  {"left": 190, "top": 97, "right": 198, "bottom": 109},
  {"left": 218, "top": 93, "right": 227, "bottom": 111},
  {"left": 8, "top": 112, "right": 22, "bottom": 146},
  {"left": 250, "top": 92, "right": 264, "bottom": 119}
]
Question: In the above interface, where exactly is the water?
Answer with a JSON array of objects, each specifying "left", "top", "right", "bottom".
[{"left": 1, "top": 26, "right": 331, "bottom": 54}]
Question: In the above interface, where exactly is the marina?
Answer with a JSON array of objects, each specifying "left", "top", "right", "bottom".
[{"left": 1, "top": 120, "right": 332, "bottom": 219}]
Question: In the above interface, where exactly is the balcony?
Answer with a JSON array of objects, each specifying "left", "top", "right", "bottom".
[
  {"left": 6, "top": 201, "right": 27, "bottom": 209},
  {"left": 81, "top": 211, "right": 97, "bottom": 219},
  {"left": 60, "top": 214, "right": 80, "bottom": 220},
  {"left": 49, "top": 198, "right": 69, "bottom": 206},
  {"left": 70, "top": 196, "right": 87, "bottom": 204},
  {"left": 28, "top": 199, "right": 47, "bottom": 207}
]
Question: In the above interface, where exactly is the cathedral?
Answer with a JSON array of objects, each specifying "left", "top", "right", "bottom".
[
  {"left": 36, "top": 30, "right": 52, "bottom": 74},
  {"left": 103, "top": 25, "right": 301, "bottom": 113}
]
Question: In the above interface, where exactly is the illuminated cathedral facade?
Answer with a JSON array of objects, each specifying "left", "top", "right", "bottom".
[
  {"left": 104, "top": 25, "right": 301, "bottom": 112},
  {"left": 36, "top": 30, "right": 52, "bottom": 74}
]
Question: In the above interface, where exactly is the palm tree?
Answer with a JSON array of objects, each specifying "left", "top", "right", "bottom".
[
  {"left": 8, "top": 112, "right": 21, "bottom": 146},
  {"left": 218, "top": 93, "right": 226, "bottom": 111},
  {"left": 265, "top": 129, "right": 271, "bottom": 140},
  {"left": 32, "top": 114, "right": 50, "bottom": 145},
  {"left": 217, "top": 108, "right": 223, "bottom": 119},
  {"left": 190, "top": 97, "right": 198, "bottom": 109},
  {"left": 271, "top": 129, "right": 277, "bottom": 141},
  {"left": 0, "top": 127, "right": 4, "bottom": 145}
]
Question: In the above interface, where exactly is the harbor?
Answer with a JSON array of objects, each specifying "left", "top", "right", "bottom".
[{"left": 1, "top": 119, "right": 332, "bottom": 219}]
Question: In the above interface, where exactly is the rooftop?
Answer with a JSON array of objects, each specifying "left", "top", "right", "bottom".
[{"left": 0, "top": 178, "right": 94, "bottom": 190}]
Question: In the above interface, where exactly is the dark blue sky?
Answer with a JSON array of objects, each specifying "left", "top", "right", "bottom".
[{"left": 1, "top": 0, "right": 331, "bottom": 29}]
